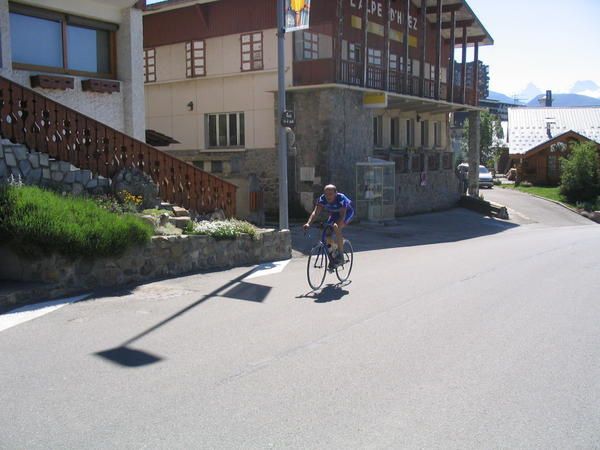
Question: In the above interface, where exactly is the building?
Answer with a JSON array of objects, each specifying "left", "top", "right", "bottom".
[
  {"left": 0, "top": 0, "right": 237, "bottom": 216},
  {"left": 0, "top": 0, "right": 146, "bottom": 140},
  {"left": 143, "top": 0, "right": 493, "bottom": 219},
  {"left": 507, "top": 107, "right": 600, "bottom": 185}
]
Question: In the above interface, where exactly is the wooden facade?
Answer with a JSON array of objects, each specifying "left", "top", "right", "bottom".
[
  {"left": 512, "top": 131, "right": 600, "bottom": 186},
  {"left": 143, "top": 0, "right": 492, "bottom": 108}
]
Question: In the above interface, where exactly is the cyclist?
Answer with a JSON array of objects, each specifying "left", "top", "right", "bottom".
[{"left": 303, "top": 184, "right": 354, "bottom": 266}]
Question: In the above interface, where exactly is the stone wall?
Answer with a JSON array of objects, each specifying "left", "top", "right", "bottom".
[
  {"left": 0, "top": 141, "right": 110, "bottom": 194},
  {"left": 395, "top": 170, "right": 461, "bottom": 216},
  {"left": 288, "top": 88, "right": 374, "bottom": 211},
  {"left": 0, "top": 230, "right": 291, "bottom": 305}
]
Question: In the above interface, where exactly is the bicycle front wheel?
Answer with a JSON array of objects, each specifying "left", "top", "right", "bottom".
[
  {"left": 307, "top": 244, "right": 327, "bottom": 290},
  {"left": 335, "top": 239, "right": 354, "bottom": 283}
]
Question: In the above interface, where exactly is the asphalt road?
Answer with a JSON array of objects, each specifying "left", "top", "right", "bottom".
[{"left": 1, "top": 194, "right": 599, "bottom": 449}]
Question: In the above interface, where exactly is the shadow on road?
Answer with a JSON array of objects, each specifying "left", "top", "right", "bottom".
[
  {"left": 296, "top": 282, "right": 351, "bottom": 303},
  {"left": 94, "top": 266, "right": 272, "bottom": 368},
  {"left": 292, "top": 208, "right": 520, "bottom": 255}
]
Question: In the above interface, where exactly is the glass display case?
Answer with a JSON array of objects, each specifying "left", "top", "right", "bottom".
[{"left": 355, "top": 158, "right": 395, "bottom": 222}]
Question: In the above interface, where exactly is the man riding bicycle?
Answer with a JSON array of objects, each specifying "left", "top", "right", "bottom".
[{"left": 303, "top": 185, "right": 354, "bottom": 266}]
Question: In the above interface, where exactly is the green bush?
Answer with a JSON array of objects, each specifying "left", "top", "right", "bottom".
[
  {"left": 0, "top": 185, "right": 152, "bottom": 258},
  {"left": 560, "top": 141, "right": 600, "bottom": 203},
  {"left": 185, "top": 219, "right": 257, "bottom": 240}
]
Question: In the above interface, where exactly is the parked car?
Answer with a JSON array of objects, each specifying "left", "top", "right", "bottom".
[{"left": 456, "top": 163, "right": 494, "bottom": 189}]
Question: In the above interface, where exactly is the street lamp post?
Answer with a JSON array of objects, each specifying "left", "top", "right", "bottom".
[{"left": 277, "top": 0, "right": 289, "bottom": 230}]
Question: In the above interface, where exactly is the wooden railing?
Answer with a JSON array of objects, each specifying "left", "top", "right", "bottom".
[{"left": 0, "top": 75, "right": 236, "bottom": 217}]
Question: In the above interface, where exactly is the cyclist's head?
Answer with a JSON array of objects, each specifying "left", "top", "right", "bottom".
[{"left": 324, "top": 184, "right": 337, "bottom": 202}]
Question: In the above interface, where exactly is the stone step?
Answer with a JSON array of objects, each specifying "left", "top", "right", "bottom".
[
  {"left": 168, "top": 216, "right": 192, "bottom": 230},
  {"left": 171, "top": 206, "right": 190, "bottom": 217}
]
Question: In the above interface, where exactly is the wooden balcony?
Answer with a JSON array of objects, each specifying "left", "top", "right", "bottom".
[{"left": 293, "top": 59, "right": 476, "bottom": 106}]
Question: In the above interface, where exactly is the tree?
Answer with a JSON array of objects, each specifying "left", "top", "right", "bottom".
[
  {"left": 559, "top": 141, "right": 600, "bottom": 204},
  {"left": 460, "top": 111, "right": 503, "bottom": 166}
]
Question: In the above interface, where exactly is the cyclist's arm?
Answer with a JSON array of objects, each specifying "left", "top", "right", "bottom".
[{"left": 306, "top": 204, "right": 323, "bottom": 226}]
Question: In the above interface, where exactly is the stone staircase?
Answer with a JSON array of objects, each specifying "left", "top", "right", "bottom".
[{"left": 0, "top": 139, "right": 111, "bottom": 195}]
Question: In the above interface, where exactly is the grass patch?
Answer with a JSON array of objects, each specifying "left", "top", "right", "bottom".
[
  {"left": 500, "top": 184, "right": 575, "bottom": 206},
  {"left": 0, "top": 185, "right": 153, "bottom": 258},
  {"left": 185, "top": 219, "right": 257, "bottom": 240}
]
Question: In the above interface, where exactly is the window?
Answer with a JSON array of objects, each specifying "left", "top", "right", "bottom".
[
  {"left": 349, "top": 43, "right": 362, "bottom": 63},
  {"left": 389, "top": 54, "right": 398, "bottom": 71},
  {"left": 373, "top": 116, "right": 383, "bottom": 148},
  {"left": 241, "top": 32, "right": 263, "bottom": 71},
  {"left": 9, "top": 4, "right": 116, "bottom": 77},
  {"left": 411, "top": 153, "right": 424, "bottom": 172},
  {"left": 302, "top": 31, "right": 318, "bottom": 60},
  {"left": 442, "top": 153, "right": 452, "bottom": 170},
  {"left": 428, "top": 154, "right": 440, "bottom": 171},
  {"left": 211, "top": 161, "right": 223, "bottom": 174},
  {"left": 434, "top": 122, "right": 442, "bottom": 147},
  {"left": 186, "top": 41, "right": 205, "bottom": 78},
  {"left": 406, "top": 119, "right": 415, "bottom": 147},
  {"left": 144, "top": 48, "right": 156, "bottom": 83},
  {"left": 368, "top": 48, "right": 382, "bottom": 67},
  {"left": 207, "top": 112, "right": 245, "bottom": 148},
  {"left": 391, "top": 117, "right": 400, "bottom": 148},
  {"left": 421, "top": 120, "right": 429, "bottom": 148},
  {"left": 548, "top": 154, "right": 559, "bottom": 178}
]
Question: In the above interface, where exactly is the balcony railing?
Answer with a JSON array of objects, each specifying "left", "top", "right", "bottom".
[
  {"left": 339, "top": 60, "right": 363, "bottom": 87},
  {"left": 0, "top": 75, "right": 237, "bottom": 216},
  {"left": 293, "top": 59, "right": 476, "bottom": 106}
]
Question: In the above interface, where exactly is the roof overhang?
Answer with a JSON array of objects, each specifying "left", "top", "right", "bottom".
[
  {"left": 142, "top": 0, "right": 220, "bottom": 14},
  {"left": 286, "top": 84, "right": 484, "bottom": 114},
  {"left": 417, "top": 0, "right": 494, "bottom": 47}
]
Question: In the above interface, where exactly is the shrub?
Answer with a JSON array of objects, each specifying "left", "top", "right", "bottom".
[
  {"left": 185, "top": 219, "right": 257, "bottom": 240},
  {"left": 0, "top": 185, "right": 152, "bottom": 258},
  {"left": 559, "top": 141, "right": 600, "bottom": 203}
]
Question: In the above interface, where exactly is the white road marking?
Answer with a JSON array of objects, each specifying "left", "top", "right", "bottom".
[
  {"left": 0, "top": 294, "right": 90, "bottom": 333},
  {"left": 244, "top": 260, "right": 291, "bottom": 280}
]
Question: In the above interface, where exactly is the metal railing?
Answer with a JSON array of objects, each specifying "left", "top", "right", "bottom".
[{"left": 0, "top": 75, "right": 236, "bottom": 216}]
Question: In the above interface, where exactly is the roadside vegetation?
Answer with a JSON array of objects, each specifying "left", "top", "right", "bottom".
[
  {"left": 184, "top": 219, "right": 257, "bottom": 240},
  {"left": 0, "top": 185, "right": 152, "bottom": 258}
]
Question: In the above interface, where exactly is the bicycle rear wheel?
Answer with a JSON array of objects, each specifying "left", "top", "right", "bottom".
[
  {"left": 335, "top": 239, "right": 354, "bottom": 283},
  {"left": 307, "top": 244, "right": 327, "bottom": 290}
]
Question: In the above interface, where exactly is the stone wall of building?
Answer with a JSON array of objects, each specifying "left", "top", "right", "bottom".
[
  {"left": 289, "top": 87, "right": 461, "bottom": 216},
  {"left": 395, "top": 169, "right": 461, "bottom": 216},
  {"left": 288, "top": 87, "right": 374, "bottom": 212},
  {"left": 0, "top": 229, "right": 291, "bottom": 307}
]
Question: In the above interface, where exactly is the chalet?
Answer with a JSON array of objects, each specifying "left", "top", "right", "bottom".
[
  {"left": 508, "top": 107, "right": 600, "bottom": 185},
  {"left": 142, "top": 0, "right": 493, "bottom": 218}
]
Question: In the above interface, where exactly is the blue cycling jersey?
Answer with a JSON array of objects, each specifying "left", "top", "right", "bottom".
[{"left": 317, "top": 193, "right": 353, "bottom": 213}]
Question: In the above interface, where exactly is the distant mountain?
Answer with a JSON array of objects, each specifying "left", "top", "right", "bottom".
[
  {"left": 487, "top": 90, "right": 522, "bottom": 104},
  {"left": 570, "top": 80, "right": 599, "bottom": 94},
  {"left": 520, "top": 83, "right": 543, "bottom": 102},
  {"left": 526, "top": 93, "right": 600, "bottom": 107}
]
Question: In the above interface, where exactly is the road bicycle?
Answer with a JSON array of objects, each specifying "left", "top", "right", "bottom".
[{"left": 305, "top": 224, "right": 354, "bottom": 290}]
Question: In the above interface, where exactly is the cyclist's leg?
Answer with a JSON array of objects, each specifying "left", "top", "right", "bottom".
[{"left": 334, "top": 209, "right": 354, "bottom": 260}]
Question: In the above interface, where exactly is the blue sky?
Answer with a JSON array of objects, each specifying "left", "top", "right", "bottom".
[
  {"left": 145, "top": 0, "right": 600, "bottom": 98},
  {"left": 463, "top": 0, "right": 600, "bottom": 97}
]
